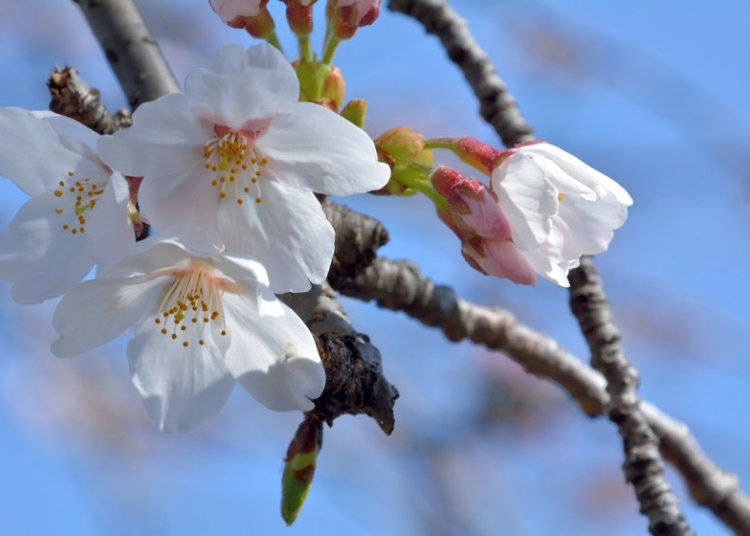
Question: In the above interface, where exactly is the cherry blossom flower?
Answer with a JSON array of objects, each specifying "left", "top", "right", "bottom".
[
  {"left": 334, "top": 0, "right": 381, "bottom": 27},
  {"left": 98, "top": 43, "right": 390, "bottom": 293},
  {"left": 432, "top": 167, "right": 535, "bottom": 285},
  {"left": 491, "top": 141, "right": 633, "bottom": 286},
  {"left": 51, "top": 239, "right": 326, "bottom": 432},
  {"left": 209, "top": 0, "right": 264, "bottom": 25},
  {"left": 0, "top": 108, "right": 134, "bottom": 304}
]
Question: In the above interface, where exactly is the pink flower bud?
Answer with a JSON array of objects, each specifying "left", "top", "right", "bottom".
[
  {"left": 431, "top": 167, "right": 536, "bottom": 285},
  {"left": 209, "top": 0, "right": 266, "bottom": 26},
  {"left": 328, "top": 0, "right": 381, "bottom": 39}
]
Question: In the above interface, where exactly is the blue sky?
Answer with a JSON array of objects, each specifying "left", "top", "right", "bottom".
[{"left": 0, "top": 1, "right": 747, "bottom": 534}]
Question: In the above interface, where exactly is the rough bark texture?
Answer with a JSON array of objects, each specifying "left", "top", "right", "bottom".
[
  {"left": 331, "top": 254, "right": 750, "bottom": 534},
  {"left": 73, "top": 0, "right": 179, "bottom": 108},
  {"left": 569, "top": 257, "right": 693, "bottom": 535},
  {"left": 49, "top": 66, "right": 132, "bottom": 133}
]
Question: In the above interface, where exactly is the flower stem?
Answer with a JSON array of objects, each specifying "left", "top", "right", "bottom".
[
  {"left": 297, "top": 35, "right": 312, "bottom": 62},
  {"left": 423, "top": 138, "right": 459, "bottom": 151},
  {"left": 397, "top": 171, "right": 446, "bottom": 208},
  {"left": 265, "top": 31, "right": 285, "bottom": 54},
  {"left": 321, "top": 33, "right": 341, "bottom": 65}
]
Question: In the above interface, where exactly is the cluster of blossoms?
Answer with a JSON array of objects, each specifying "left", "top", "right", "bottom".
[
  {"left": 0, "top": 42, "right": 389, "bottom": 432},
  {"left": 0, "top": 0, "right": 631, "bottom": 437}
]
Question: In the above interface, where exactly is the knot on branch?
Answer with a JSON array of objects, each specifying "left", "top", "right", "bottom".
[{"left": 312, "top": 332, "right": 399, "bottom": 434}]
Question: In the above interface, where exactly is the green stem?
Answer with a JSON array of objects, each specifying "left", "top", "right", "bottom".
[
  {"left": 321, "top": 33, "right": 341, "bottom": 64},
  {"left": 265, "top": 31, "right": 284, "bottom": 54},
  {"left": 397, "top": 173, "right": 445, "bottom": 208},
  {"left": 297, "top": 34, "right": 312, "bottom": 62},
  {"left": 423, "top": 138, "right": 459, "bottom": 152}
]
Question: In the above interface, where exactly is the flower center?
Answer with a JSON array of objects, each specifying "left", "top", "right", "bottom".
[
  {"left": 153, "top": 263, "right": 228, "bottom": 348},
  {"left": 52, "top": 171, "right": 106, "bottom": 235},
  {"left": 203, "top": 128, "right": 267, "bottom": 206}
]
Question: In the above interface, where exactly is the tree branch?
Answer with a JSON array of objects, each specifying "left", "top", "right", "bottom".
[
  {"left": 73, "top": 0, "right": 179, "bottom": 108},
  {"left": 330, "top": 255, "right": 750, "bottom": 534},
  {"left": 387, "top": 0, "right": 534, "bottom": 147},
  {"left": 569, "top": 257, "right": 692, "bottom": 535},
  {"left": 385, "top": 0, "right": 699, "bottom": 532},
  {"left": 48, "top": 66, "right": 132, "bottom": 134}
]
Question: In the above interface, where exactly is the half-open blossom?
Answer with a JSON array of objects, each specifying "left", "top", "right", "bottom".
[
  {"left": 491, "top": 141, "right": 633, "bottom": 286},
  {"left": 51, "top": 239, "right": 326, "bottom": 432},
  {"left": 432, "top": 167, "right": 535, "bottom": 285},
  {"left": 210, "top": 0, "right": 264, "bottom": 25},
  {"left": 0, "top": 108, "right": 134, "bottom": 303},
  {"left": 332, "top": 0, "right": 380, "bottom": 27},
  {"left": 99, "top": 43, "right": 389, "bottom": 293}
]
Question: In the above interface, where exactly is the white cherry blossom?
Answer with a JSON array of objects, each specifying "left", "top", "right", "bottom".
[
  {"left": 51, "top": 238, "right": 326, "bottom": 432},
  {"left": 98, "top": 43, "right": 390, "bottom": 294},
  {"left": 491, "top": 142, "right": 633, "bottom": 287},
  {"left": 0, "top": 108, "right": 134, "bottom": 304}
]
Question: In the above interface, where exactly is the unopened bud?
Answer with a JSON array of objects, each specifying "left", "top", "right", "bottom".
[
  {"left": 327, "top": 0, "right": 381, "bottom": 39},
  {"left": 340, "top": 99, "right": 366, "bottom": 128},
  {"left": 374, "top": 127, "right": 433, "bottom": 195},
  {"left": 295, "top": 62, "right": 346, "bottom": 111},
  {"left": 430, "top": 167, "right": 536, "bottom": 285},
  {"left": 281, "top": 417, "right": 323, "bottom": 526},
  {"left": 282, "top": 0, "right": 316, "bottom": 36}
]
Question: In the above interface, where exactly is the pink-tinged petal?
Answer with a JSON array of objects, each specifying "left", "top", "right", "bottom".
[
  {"left": 209, "top": 0, "right": 262, "bottom": 22},
  {"left": 492, "top": 151, "right": 558, "bottom": 249},
  {"left": 128, "top": 316, "right": 234, "bottom": 432},
  {"left": 86, "top": 173, "right": 136, "bottom": 268},
  {"left": 222, "top": 293, "right": 325, "bottom": 412},
  {"left": 216, "top": 180, "right": 335, "bottom": 293},
  {"left": 51, "top": 273, "right": 169, "bottom": 357},
  {"left": 0, "top": 108, "right": 97, "bottom": 195},
  {"left": 523, "top": 142, "right": 633, "bottom": 205},
  {"left": 256, "top": 102, "right": 389, "bottom": 195},
  {"left": 0, "top": 192, "right": 94, "bottom": 303},
  {"left": 97, "top": 93, "right": 208, "bottom": 185},
  {"left": 474, "top": 239, "right": 536, "bottom": 285},
  {"left": 184, "top": 44, "right": 299, "bottom": 126}
]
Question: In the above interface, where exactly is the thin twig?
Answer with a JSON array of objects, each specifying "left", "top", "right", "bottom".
[
  {"left": 569, "top": 257, "right": 692, "bottom": 535},
  {"left": 388, "top": 0, "right": 534, "bottom": 147},
  {"left": 386, "top": 0, "right": 698, "bottom": 532},
  {"left": 331, "top": 255, "right": 750, "bottom": 534},
  {"left": 73, "top": 0, "right": 179, "bottom": 108}
]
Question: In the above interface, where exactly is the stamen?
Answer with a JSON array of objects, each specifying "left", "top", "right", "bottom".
[
  {"left": 52, "top": 173, "right": 107, "bottom": 235},
  {"left": 153, "top": 264, "right": 226, "bottom": 347},
  {"left": 203, "top": 130, "right": 265, "bottom": 205}
]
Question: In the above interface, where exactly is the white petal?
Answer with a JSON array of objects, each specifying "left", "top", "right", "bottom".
[
  {"left": 0, "top": 192, "right": 94, "bottom": 303},
  {"left": 51, "top": 274, "right": 169, "bottom": 357},
  {"left": 525, "top": 143, "right": 633, "bottom": 205},
  {"left": 256, "top": 102, "right": 390, "bottom": 195},
  {"left": 128, "top": 317, "right": 234, "bottom": 432},
  {"left": 184, "top": 44, "right": 299, "bottom": 127},
  {"left": 96, "top": 93, "right": 208, "bottom": 186},
  {"left": 138, "top": 166, "right": 224, "bottom": 251},
  {"left": 100, "top": 238, "right": 194, "bottom": 279},
  {"left": 216, "top": 180, "right": 335, "bottom": 293},
  {"left": 0, "top": 108, "right": 98, "bottom": 195},
  {"left": 211, "top": 253, "right": 269, "bottom": 290},
  {"left": 86, "top": 173, "right": 136, "bottom": 268},
  {"left": 492, "top": 152, "right": 557, "bottom": 249},
  {"left": 222, "top": 292, "right": 325, "bottom": 412},
  {"left": 557, "top": 197, "right": 629, "bottom": 257}
]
